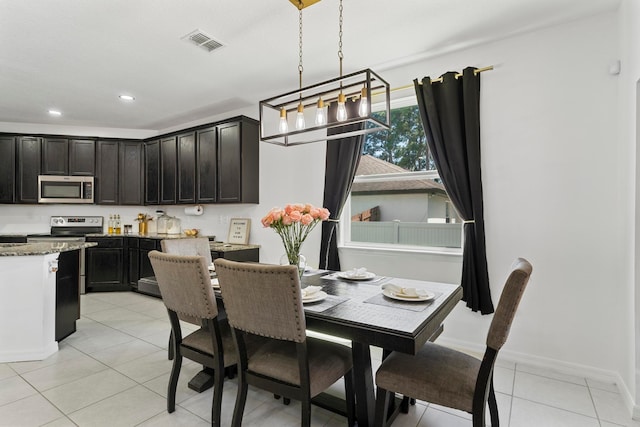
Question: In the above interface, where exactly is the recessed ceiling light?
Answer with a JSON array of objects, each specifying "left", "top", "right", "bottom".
[
  {"left": 119, "top": 95, "right": 135, "bottom": 101},
  {"left": 48, "top": 110, "right": 62, "bottom": 116}
]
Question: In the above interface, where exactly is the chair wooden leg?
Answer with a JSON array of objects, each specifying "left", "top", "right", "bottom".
[
  {"left": 231, "top": 376, "right": 248, "bottom": 427},
  {"left": 488, "top": 378, "right": 499, "bottom": 427},
  {"left": 167, "top": 353, "right": 182, "bottom": 413},
  {"left": 167, "top": 331, "right": 174, "bottom": 360},
  {"left": 212, "top": 363, "right": 224, "bottom": 427},
  {"left": 374, "top": 386, "right": 391, "bottom": 427}
]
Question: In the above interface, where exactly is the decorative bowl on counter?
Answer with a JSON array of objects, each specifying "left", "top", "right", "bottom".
[{"left": 184, "top": 229, "right": 199, "bottom": 237}]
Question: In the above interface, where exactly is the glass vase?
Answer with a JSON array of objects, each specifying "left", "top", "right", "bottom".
[{"left": 280, "top": 253, "right": 306, "bottom": 280}]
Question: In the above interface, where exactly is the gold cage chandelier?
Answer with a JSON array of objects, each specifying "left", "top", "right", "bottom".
[{"left": 259, "top": 0, "right": 390, "bottom": 147}]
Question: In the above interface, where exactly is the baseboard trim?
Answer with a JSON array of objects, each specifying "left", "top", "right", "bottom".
[{"left": 437, "top": 337, "right": 636, "bottom": 419}]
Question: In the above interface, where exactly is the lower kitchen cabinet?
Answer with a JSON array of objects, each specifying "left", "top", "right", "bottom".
[
  {"left": 56, "top": 250, "right": 80, "bottom": 341},
  {"left": 85, "top": 236, "right": 129, "bottom": 291}
]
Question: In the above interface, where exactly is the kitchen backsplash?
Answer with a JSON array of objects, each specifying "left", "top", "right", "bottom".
[{"left": 0, "top": 204, "right": 259, "bottom": 240}]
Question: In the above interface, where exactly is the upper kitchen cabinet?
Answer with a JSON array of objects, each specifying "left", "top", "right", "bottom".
[
  {"left": 0, "top": 136, "right": 16, "bottom": 203},
  {"left": 69, "top": 139, "right": 95, "bottom": 176},
  {"left": 196, "top": 127, "right": 217, "bottom": 203},
  {"left": 160, "top": 136, "right": 177, "bottom": 204},
  {"left": 144, "top": 139, "right": 160, "bottom": 205},
  {"left": 177, "top": 131, "right": 196, "bottom": 204},
  {"left": 42, "top": 138, "right": 68, "bottom": 175},
  {"left": 119, "top": 141, "right": 143, "bottom": 205},
  {"left": 17, "top": 136, "right": 42, "bottom": 203},
  {"left": 217, "top": 117, "right": 259, "bottom": 203},
  {"left": 42, "top": 138, "right": 95, "bottom": 176},
  {"left": 96, "top": 140, "right": 143, "bottom": 205},
  {"left": 142, "top": 115, "right": 259, "bottom": 206},
  {"left": 96, "top": 140, "right": 119, "bottom": 204}
]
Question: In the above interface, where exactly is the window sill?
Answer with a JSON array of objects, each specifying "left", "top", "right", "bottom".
[{"left": 339, "top": 242, "right": 463, "bottom": 257}]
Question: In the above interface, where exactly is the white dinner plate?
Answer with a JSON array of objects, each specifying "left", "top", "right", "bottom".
[
  {"left": 337, "top": 271, "right": 376, "bottom": 281},
  {"left": 211, "top": 278, "right": 220, "bottom": 289},
  {"left": 302, "top": 290, "right": 327, "bottom": 304},
  {"left": 208, "top": 264, "right": 216, "bottom": 271},
  {"left": 382, "top": 288, "right": 435, "bottom": 302}
]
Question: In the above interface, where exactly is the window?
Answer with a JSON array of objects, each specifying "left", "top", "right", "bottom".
[{"left": 341, "top": 97, "right": 462, "bottom": 251}]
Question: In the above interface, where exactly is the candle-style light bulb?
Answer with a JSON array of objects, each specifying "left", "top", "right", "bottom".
[
  {"left": 295, "top": 103, "right": 306, "bottom": 130},
  {"left": 358, "top": 87, "right": 369, "bottom": 117},
  {"left": 336, "top": 92, "right": 347, "bottom": 122},
  {"left": 315, "top": 98, "right": 326, "bottom": 125},
  {"left": 279, "top": 107, "right": 289, "bottom": 133}
]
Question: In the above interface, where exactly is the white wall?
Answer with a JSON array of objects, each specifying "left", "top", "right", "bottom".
[
  {"left": 1, "top": 3, "right": 637, "bottom": 416},
  {"left": 341, "top": 8, "right": 635, "bottom": 413}
]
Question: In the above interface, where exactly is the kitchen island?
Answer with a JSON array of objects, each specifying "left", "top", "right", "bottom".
[{"left": 0, "top": 241, "right": 96, "bottom": 362}]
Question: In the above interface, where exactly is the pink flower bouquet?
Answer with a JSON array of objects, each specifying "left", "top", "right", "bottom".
[{"left": 262, "top": 203, "right": 330, "bottom": 273}]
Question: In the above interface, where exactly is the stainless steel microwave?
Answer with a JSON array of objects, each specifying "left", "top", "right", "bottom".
[{"left": 38, "top": 175, "right": 94, "bottom": 204}]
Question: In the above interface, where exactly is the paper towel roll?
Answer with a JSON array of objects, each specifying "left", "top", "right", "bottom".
[{"left": 184, "top": 205, "right": 204, "bottom": 216}]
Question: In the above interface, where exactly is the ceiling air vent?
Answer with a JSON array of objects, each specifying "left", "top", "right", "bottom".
[{"left": 182, "top": 29, "right": 224, "bottom": 53}]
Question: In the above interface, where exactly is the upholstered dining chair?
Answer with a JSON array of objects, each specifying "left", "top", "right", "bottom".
[
  {"left": 148, "top": 250, "right": 236, "bottom": 427},
  {"left": 214, "top": 258, "right": 356, "bottom": 427},
  {"left": 160, "top": 238, "right": 213, "bottom": 360},
  {"left": 374, "top": 258, "right": 533, "bottom": 427}
]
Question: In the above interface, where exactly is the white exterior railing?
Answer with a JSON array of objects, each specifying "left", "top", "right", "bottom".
[{"left": 350, "top": 221, "right": 462, "bottom": 248}]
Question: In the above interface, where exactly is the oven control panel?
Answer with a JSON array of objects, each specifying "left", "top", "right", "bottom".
[{"left": 50, "top": 216, "right": 103, "bottom": 227}]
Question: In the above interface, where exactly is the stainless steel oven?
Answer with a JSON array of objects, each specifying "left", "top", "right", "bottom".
[{"left": 27, "top": 216, "right": 104, "bottom": 294}]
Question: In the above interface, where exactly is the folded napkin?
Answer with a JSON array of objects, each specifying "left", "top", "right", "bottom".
[
  {"left": 211, "top": 278, "right": 219, "bottom": 287},
  {"left": 381, "top": 283, "right": 429, "bottom": 298},
  {"left": 301, "top": 285, "right": 322, "bottom": 298},
  {"left": 344, "top": 267, "right": 368, "bottom": 278}
]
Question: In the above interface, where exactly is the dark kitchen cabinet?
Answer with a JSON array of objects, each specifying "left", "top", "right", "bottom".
[
  {"left": 160, "top": 136, "right": 177, "bottom": 204},
  {"left": 96, "top": 140, "right": 143, "bottom": 205},
  {"left": 0, "top": 136, "right": 16, "bottom": 203},
  {"left": 177, "top": 131, "right": 196, "bottom": 204},
  {"left": 85, "top": 236, "right": 129, "bottom": 291},
  {"left": 96, "top": 140, "right": 119, "bottom": 204},
  {"left": 43, "top": 138, "right": 95, "bottom": 176},
  {"left": 217, "top": 118, "right": 259, "bottom": 203},
  {"left": 144, "top": 139, "right": 160, "bottom": 205},
  {"left": 17, "top": 136, "right": 42, "bottom": 203},
  {"left": 138, "top": 238, "right": 162, "bottom": 280},
  {"left": 126, "top": 237, "right": 140, "bottom": 289},
  {"left": 196, "top": 127, "right": 216, "bottom": 203},
  {"left": 119, "top": 141, "right": 143, "bottom": 205},
  {"left": 56, "top": 250, "right": 80, "bottom": 341},
  {"left": 69, "top": 139, "right": 95, "bottom": 176},
  {"left": 42, "top": 138, "right": 69, "bottom": 175}
]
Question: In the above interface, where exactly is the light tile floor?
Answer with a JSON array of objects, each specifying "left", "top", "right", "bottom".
[{"left": 0, "top": 291, "right": 635, "bottom": 427}]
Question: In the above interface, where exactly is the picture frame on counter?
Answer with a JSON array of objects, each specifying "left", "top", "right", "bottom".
[{"left": 228, "top": 218, "right": 251, "bottom": 244}]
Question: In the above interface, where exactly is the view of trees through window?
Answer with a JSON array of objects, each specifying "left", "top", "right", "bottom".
[
  {"left": 364, "top": 105, "right": 435, "bottom": 171},
  {"left": 347, "top": 104, "right": 462, "bottom": 249}
]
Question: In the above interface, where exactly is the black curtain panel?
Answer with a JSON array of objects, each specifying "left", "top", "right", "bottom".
[
  {"left": 319, "top": 103, "right": 364, "bottom": 271},
  {"left": 414, "top": 67, "right": 494, "bottom": 314}
]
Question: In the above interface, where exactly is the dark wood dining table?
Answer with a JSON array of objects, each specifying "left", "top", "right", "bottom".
[
  {"left": 181, "top": 269, "right": 462, "bottom": 427},
  {"left": 299, "top": 270, "right": 463, "bottom": 427}
]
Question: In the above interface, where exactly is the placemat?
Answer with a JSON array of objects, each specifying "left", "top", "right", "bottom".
[
  {"left": 303, "top": 295, "right": 349, "bottom": 313},
  {"left": 323, "top": 272, "right": 391, "bottom": 285},
  {"left": 363, "top": 291, "right": 443, "bottom": 312}
]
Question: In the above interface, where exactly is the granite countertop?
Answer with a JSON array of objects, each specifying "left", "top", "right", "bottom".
[
  {"left": 209, "top": 242, "right": 260, "bottom": 252},
  {"left": 0, "top": 242, "right": 97, "bottom": 257},
  {"left": 84, "top": 233, "right": 260, "bottom": 252}
]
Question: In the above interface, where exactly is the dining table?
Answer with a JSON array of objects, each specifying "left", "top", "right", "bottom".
[
  {"left": 183, "top": 267, "right": 462, "bottom": 427},
  {"left": 298, "top": 269, "right": 463, "bottom": 427}
]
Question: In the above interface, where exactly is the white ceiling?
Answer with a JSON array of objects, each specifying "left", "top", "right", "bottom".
[{"left": 0, "top": 0, "right": 619, "bottom": 132}]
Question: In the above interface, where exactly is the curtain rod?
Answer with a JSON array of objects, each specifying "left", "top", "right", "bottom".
[{"left": 385, "top": 65, "right": 494, "bottom": 94}]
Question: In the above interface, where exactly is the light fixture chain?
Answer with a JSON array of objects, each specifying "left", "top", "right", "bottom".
[
  {"left": 298, "top": 1, "right": 304, "bottom": 90},
  {"left": 338, "top": 0, "right": 343, "bottom": 77}
]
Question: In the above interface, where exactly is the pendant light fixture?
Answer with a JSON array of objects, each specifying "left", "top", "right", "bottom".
[{"left": 259, "top": 0, "right": 390, "bottom": 147}]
